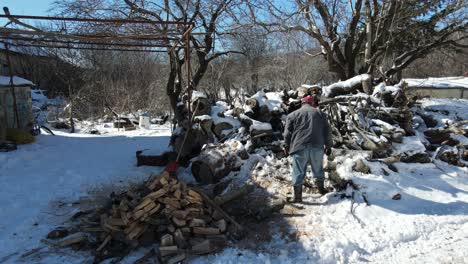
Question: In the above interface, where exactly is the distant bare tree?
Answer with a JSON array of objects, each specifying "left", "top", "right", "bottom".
[{"left": 247, "top": 0, "right": 467, "bottom": 82}]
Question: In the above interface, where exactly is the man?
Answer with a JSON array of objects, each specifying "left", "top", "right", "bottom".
[{"left": 283, "top": 95, "right": 333, "bottom": 202}]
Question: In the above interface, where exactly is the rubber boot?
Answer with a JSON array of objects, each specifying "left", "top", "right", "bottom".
[
  {"left": 293, "top": 185, "right": 303, "bottom": 203},
  {"left": 315, "top": 179, "right": 328, "bottom": 195}
]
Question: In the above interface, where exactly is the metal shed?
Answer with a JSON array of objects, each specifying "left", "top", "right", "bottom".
[{"left": 0, "top": 75, "right": 33, "bottom": 132}]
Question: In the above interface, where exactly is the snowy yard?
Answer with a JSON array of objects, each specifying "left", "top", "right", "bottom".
[{"left": 1, "top": 120, "right": 467, "bottom": 264}]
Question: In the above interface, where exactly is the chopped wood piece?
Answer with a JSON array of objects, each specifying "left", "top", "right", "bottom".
[
  {"left": 160, "top": 198, "right": 181, "bottom": 209},
  {"left": 166, "top": 253, "right": 186, "bottom": 264},
  {"left": 174, "top": 189, "right": 182, "bottom": 200},
  {"left": 134, "top": 198, "right": 153, "bottom": 211},
  {"left": 107, "top": 218, "right": 125, "bottom": 226},
  {"left": 172, "top": 217, "right": 187, "bottom": 227},
  {"left": 187, "top": 190, "right": 202, "bottom": 201},
  {"left": 96, "top": 234, "right": 112, "bottom": 251},
  {"left": 144, "top": 188, "right": 168, "bottom": 200},
  {"left": 148, "top": 203, "right": 162, "bottom": 215},
  {"left": 192, "top": 227, "right": 220, "bottom": 235},
  {"left": 211, "top": 210, "right": 223, "bottom": 221},
  {"left": 190, "top": 187, "right": 244, "bottom": 233},
  {"left": 173, "top": 229, "right": 187, "bottom": 249},
  {"left": 124, "top": 222, "right": 138, "bottom": 234},
  {"left": 172, "top": 210, "right": 190, "bottom": 219},
  {"left": 191, "top": 239, "right": 214, "bottom": 255},
  {"left": 181, "top": 227, "right": 191, "bottom": 234},
  {"left": 168, "top": 224, "right": 176, "bottom": 233},
  {"left": 160, "top": 176, "right": 169, "bottom": 185},
  {"left": 133, "top": 209, "right": 146, "bottom": 220},
  {"left": 160, "top": 234, "right": 174, "bottom": 246},
  {"left": 128, "top": 225, "right": 146, "bottom": 240},
  {"left": 159, "top": 245, "right": 178, "bottom": 257},
  {"left": 189, "top": 218, "right": 206, "bottom": 227},
  {"left": 120, "top": 213, "right": 130, "bottom": 226},
  {"left": 47, "top": 228, "right": 69, "bottom": 239},
  {"left": 215, "top": 219, "right": 227, "bottom": 233}
]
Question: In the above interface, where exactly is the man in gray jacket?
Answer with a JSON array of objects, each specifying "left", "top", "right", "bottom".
[{"left": 283, "top": 95, "right": 333, "bottom": 202}]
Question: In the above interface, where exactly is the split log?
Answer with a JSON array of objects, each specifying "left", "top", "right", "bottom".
[
  {"left": 191, "top": 146, "right": 242, "bottom": 184},
  {"left": 191, "top": 148, "right": 231, "bottom": 184},
  {"left": 245, "top": 98, "right": 272, "bottom": 122}
]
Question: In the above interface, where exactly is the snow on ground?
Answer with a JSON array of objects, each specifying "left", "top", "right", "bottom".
[
  {"left": 0, "top": 125, "right": 171, "bottom": 263},
  {"left": 417, "top": 98, "right": 468, "bottom": 127},
  {"left": 195, "top": 158, "right": 468, "bottom": 264}
]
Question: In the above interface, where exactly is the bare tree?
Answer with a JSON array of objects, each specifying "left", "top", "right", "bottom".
[{"left": 246, "top": 0, "right": 467, "bottom": 82}]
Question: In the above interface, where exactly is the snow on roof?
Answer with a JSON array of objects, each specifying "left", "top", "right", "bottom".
[
  {"left": 0, "top": 76, "right": 34, "bottom": 87},
  {"left": 301, "top": 84, "right": 321, "bottom": 89},
  {"left": 0, "top": 42, "right": 48, "bottom": 57},
  {"left": 402, "top": 77, "right": 468, "bottom": 89}
]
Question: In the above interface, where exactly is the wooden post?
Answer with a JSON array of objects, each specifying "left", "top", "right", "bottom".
[
  {"left": 4, "top": 43, "right": 20, "bottom": 128},
  {"left": 0, "top": 98, "right": 6, "bottom": 143}
]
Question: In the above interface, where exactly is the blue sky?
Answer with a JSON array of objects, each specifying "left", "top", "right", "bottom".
[{"left": 2, "top": 0, "right": 55, "bottom": 16}]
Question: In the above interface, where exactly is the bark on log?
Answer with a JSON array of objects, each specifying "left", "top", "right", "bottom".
[
  {"left": 213, "top": 122, "right": 233, "bottom": 139},
  {"left": 173, "top": 129, "right": 213, "bottom": 161},
  {"left": 191, "top": 149, "right": 231, "bottom": 184},
  {"left": 192, "top": 97, "right": 211, "bottom": 117}
]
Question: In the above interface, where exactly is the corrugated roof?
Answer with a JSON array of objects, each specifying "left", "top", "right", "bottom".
[{"left": 0, "top": 75, "right": 34, "bottom": 87}]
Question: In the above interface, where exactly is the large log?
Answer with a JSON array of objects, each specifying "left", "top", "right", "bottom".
[
  {"left": 322, "top": 74, "right": 371, "bottom": 97},
  {"left": 213, "top": 122, "right": 233, "bottom": 139},
  {"left": 192, "top": 97, "right": 212, "bottom": 117},
  {"left": 173, "top": 129, "right": 213, "bottom": 161},
  {"left": 191, "top": 149, "right": 232, "bottom": 184},
  {"left": 245, "top": 98, "right": 271, "bottom": 122}
]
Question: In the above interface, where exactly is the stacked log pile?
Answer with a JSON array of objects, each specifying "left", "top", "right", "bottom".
[{"left": 45, "top": 172, "right": 238, "bottom": 263}]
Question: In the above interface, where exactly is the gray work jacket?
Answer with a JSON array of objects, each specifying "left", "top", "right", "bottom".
[{"left": 283, "top": 104, "right": 333, "bottom": 154}]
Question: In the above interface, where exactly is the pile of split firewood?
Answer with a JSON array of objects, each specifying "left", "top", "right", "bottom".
[{"left": 43, "top": 172, "right": 242, "bottom": 263}]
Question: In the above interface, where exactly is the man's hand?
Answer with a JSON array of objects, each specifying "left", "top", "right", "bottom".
[{"left": 324, "top": 146, "right": 331, "bottom": 156}]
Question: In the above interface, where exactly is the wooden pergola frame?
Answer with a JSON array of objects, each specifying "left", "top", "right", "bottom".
[{"left": 0, "top": 7, "right": 198, "bottom": 129}]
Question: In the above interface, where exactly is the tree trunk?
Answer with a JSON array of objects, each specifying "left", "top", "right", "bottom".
[
  {"left": 191, "top": 148, "right": 232, "bottom": 184},
  {"left": 167, "top": 51, "right": 183, "bottom": 115},
  {"left": 68, "top": 83, "right": 75, "bottom": 133}
]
